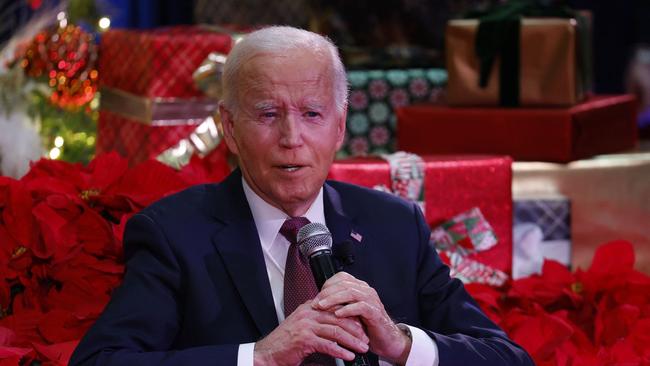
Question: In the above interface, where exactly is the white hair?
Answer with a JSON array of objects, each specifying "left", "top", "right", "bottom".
[{"left": 222, "top": 26, "right": 349, "bottom": 115}]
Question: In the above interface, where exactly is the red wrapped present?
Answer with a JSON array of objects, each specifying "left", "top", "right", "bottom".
[
  {"left": 329, "top": 154, "right": 513, "bottom": 276},
  {"left": 97, "top": 26, "right": 233, "bottom": 165},
  {"left": 99, "top": 26, "right": 232, "bottom": 98},
  {"left": 397, "top": 95, "right": 638, "bottom": 163}
]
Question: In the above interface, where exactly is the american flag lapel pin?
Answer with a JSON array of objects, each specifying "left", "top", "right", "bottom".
[{"left": 350, "top": 230, "right": 363, "bottom": 243}]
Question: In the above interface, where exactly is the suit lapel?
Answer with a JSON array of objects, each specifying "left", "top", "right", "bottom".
[
  {"left": 208, "top": 171, "right": 278, "bottom": 337},
  {"left": 323, "top": 182, "right": 365, "bottom": 277}
]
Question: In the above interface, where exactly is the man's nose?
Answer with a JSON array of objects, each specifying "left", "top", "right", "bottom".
[{"left": 279, "top": 113, "right": 303, "bottom": 148}]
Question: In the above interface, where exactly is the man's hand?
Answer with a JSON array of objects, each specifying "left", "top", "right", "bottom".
[
  {"left": 254, "top": 300, "right": 369, "bottom": 366},
  {"left": 314, "top": 272, "right": 413, "bottom": 365}
]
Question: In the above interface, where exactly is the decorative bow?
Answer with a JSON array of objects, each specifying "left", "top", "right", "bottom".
[{"left": 431, "top": 207, "right": 508, "bottom": 286}]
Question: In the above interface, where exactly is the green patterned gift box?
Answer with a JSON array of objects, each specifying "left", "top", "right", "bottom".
[{"left": 340, "top": 68, "right": 447, "bottom": 158}]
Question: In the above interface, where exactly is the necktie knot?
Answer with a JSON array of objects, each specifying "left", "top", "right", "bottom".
[{"left": 279, "top": 217, "right": 310, "bottom": 245}]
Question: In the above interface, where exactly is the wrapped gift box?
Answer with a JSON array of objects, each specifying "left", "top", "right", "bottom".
[
  {"left": 397, "top": 95, "right": 638, "bottom": 163},
  {"left": 513, "top": 152, "right": 650, "bottom": 274},
  {"left": 341, "top": 68, "right": 447, "bottom": 157},
  {"left": 329, "top": 155, "right": 513, "bottom": 275},
  {"left": 513, "top": 195, "right": 571, "bottom": 279},
  {"left": 446, "top": 15, "right": 591, "bottom": 106},
  {"left": 97, "top": 26, "right": 233, "bottom": 165}
]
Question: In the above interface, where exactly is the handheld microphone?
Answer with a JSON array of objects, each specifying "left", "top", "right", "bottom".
[{"left": 297, "top": 223, "right": 370, "bottom": 366}]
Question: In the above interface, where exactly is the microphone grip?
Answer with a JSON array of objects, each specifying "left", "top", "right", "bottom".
[
  {"left": 309, "top": 251, "right": 337, "bottom": 289},
  {"left": 309, "top": 252, "right": 371, "bottom": 366}
]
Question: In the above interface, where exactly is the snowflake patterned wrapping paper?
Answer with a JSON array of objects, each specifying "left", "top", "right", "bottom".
[
  {"left": 341, "top": 68, "right": 447, "bottom": 157},
  {"left": 329, "top": 155, "right": 513, "bottom": 275}
]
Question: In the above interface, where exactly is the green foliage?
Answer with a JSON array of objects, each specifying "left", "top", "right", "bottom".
[
  {"left": 67, "top": 0, "right": 100, "bottom": 26},
  {"left": 28, "top": 89, "right": 97, "bottom": 164}
]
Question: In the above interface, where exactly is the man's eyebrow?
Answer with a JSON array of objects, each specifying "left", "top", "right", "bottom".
[
  {"left": 304, "top": 102, "right": 326, "bottom": 110},
  {"left": 253, "top": 101, "right": 277, "bottom": 110}
]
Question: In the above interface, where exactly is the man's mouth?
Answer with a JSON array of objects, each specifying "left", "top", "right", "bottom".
[{"left": 278, "top": 164, "right": 303, "bottom": 172}]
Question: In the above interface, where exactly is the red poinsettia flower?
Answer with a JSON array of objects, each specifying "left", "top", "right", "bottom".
[
  {"left": 47, "top": 253, "right": 123, "bottom": 319},
  {"left": 37, "top": 309, "right": 88, "bottom": 344},
  {"left": 31, "top": 340, "right": 78, "bottom": 366},
  {"left": 509, "top": 259, "right": 582, "bottom": 309},
  {"left": 596, "top": 339, "right": 642, "bottom": 365},
  {"left": 579, "top": 240, "right": 637, "bottom": 299},
  {"left": 0, "top": 225, "right": 26, "bottom": 288},
  {"left": 594, "top": 300, "right": 641, "bottom": 347},
  {"left": 23, "top": 153, "right": 131, "bottom": 216},
  {"left": 73, "top": 209, "right": 120, "bottom": 259},
  {"left": 501, "top": 304, "right": 575, "bottom": 363},
  {"left": 0, "top": 346, "right": 31, "bottom": 365},
  {"left": 31, "top": 199, "right": 79, "bottom": 260},
  {"left": 106, "top": 158, "right": 189, "bottom": 209},
  {"left": 179, "top": 144, "right": 231, "bottom": 185},
  {"left": 111, "top": 212, "right": 135, "bottom": 250},
  {"left": 0, "top": 309, "right": 44, "bottom": 347},
  {"left": 0, "top": 178, "right": 36, "bottom": 260},
  {"left": 629, "top": 318, "right": 650, "bottom": 360}
]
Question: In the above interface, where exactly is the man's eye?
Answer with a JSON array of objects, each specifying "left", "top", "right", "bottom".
[
  {"left": 305, "top": 111, "right": 321, "bottom": 118},
  {"left": 261, "top": 112, "right": 278, "bottom": 119}
]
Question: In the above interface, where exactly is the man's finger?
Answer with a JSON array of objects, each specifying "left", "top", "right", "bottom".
[
  {"left": 312, "top": 338, "right": 356, "bottom": 361},
  {"left": 333, "top": 301, "right": 383, "bottom": 323},
  {"left": 313, "top": 323, "right": 370, "bottom": 354},
  {"left": 316, "top": 286, "right": 371, "bottom": 310},
  {"left": 314, "top": 310, "right": 369, "bottom": 343},
  {"left": 320, "top": 271, "right": 357, "bottom": 287}
]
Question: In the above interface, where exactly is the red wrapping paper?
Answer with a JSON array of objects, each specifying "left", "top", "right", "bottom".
[
  {"left": 97, "top": 111, "right": 198, "bottom": 164},
  {"left": 97, "top": 26, "right": 233, "bottom": 164},
  {"left": 397, "top": 95, "right": 638, "bottom": 163},
  {"left": 99, "top": 26, "right": 232, "bottom": 98},
  {"left": 328, "top": 155, "right": 513, "bottom": 275}
]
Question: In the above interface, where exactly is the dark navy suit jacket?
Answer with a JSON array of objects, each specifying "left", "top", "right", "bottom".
[{"left": 69, "top": 170, "right": 533, "bottom": 366}]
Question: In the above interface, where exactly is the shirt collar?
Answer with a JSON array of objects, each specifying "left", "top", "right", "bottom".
[{"left": 241, "top": 177, "right": 326, "bottom": 251}]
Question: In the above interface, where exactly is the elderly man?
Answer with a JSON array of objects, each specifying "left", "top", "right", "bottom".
[{"left": 70, "top": 26, "right": 533, "bottom": 366}]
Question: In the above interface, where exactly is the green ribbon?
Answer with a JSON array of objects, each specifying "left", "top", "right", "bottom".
[{"left": 467, "top": 0, "right": 591, "bottom": 106}]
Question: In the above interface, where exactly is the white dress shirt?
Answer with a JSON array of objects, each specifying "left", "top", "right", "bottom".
[{"left": 237, "top": 178, "right": 438, "bottom": 366}]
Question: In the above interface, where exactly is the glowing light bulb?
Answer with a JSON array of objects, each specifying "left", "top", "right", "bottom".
[
  {"left": 49, "top": 147, "right": 61, "bottom": 160},
  {"left": 54, "top": 136, "right": 64, "bottom": 147},
  {"left": 99, "top": 17, "right": 111, "bottom": 30}
]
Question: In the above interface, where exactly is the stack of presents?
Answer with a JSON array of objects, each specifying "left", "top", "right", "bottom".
[{"left": 96, "top": 3, "right": 649, "bottom": 283}]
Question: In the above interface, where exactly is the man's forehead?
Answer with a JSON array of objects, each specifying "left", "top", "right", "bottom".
[
  {"left": 241, "top": 53, "right": 330, "bottom": 82},
  {"left": 236, "top": 52, "right": 336, "bottom": 106}
]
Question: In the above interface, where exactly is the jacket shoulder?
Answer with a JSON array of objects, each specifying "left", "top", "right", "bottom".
[{"left": 326, "top": 179, "right": 418, "bottom": 217}]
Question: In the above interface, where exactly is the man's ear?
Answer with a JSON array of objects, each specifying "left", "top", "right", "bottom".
[
  {"left": 334, "top": 105, "right": 347, "bottom": 151},
  {"left": 219, "top": 102, "right": 239, "bottom": 155}
]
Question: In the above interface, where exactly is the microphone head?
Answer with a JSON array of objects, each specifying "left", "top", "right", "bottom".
[{"left": 297, "top": 222, "right": 332, "bottom": 258}]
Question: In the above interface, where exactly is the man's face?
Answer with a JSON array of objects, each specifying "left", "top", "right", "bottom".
[{"left": 221, "top": 49, "right": 346, "bottom": 216}]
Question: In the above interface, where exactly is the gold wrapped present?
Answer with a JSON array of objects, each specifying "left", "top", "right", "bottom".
[
  {"left": 446, "top": 17, "right": 590, "bottom": 107},
  {"left": 513, "top": 152, "right": 650, "bottom": 274}
]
